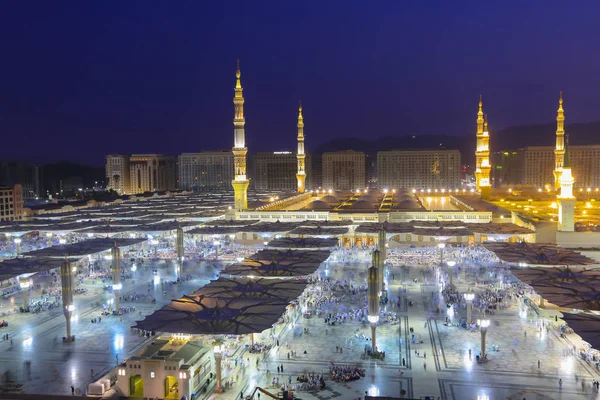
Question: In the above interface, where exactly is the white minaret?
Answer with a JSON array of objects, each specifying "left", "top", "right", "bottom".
[
  {"left": 557, "top": 136, "right": 575, "bottom": 232},
  {"left": 231, "top": 60, "right": 250, "bottom": 211},
  {"left": 296, "top": 102, "right": 306, "bottom": 193}
]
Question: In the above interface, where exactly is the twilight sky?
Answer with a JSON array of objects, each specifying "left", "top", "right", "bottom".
[{"left": 1, "top": 1, "right": 600, "bottom": 165}]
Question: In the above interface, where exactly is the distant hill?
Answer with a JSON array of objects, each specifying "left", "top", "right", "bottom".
[
  {"left": 491, "top": 121, "right": 600, "bottom": 150},
  {"left": 315, "top": 121, "right": 600, "bottom": 165},
  {"left": 43, "top": 161, "right": 104, "bottom": 192}
]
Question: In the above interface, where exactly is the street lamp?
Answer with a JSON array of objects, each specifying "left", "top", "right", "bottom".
[
  {"left": 19, "top": 278, "right": 30, "bottom": 309},
  {"left": 447, "top": 260, "right": 456, "bottom": 286},
  {"left": 477, "top": 319, "right": 490, "bottom": 361},
  {"left": 14, "top": 238, "right": 21, "bottom": 256},
  {"left": 59, "top": 238, "right": 66, "bottom": 245},
  {"left": 46, "top": 232, "right": 53, "bottom": 246},
  {"left": 438, "top": 243, "right": 446, "bottom": 264},
  {"left": 213, "top": 240, "right": 220, "bottom": 258},
  {"left": 464, "top": 293, "right": 474, "bottom": 324},
  {"left": 213, "top": 342, "right": 224, "bottom": 393}
]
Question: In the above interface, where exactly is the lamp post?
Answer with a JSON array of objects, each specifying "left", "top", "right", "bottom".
[
  {"left": 438, "top": 242, "right": 446, "bottom": 264},
  {"left": 46, "top": 232, "right": 53, "bottom": 247},
  {"left": 176, "top": 227, "right": 184, "bottom": 282},
  {"left": 14, "top": 238, "right": 21, "bottom": 256},
  {"left": 111, "top": 243, "right": 122, "bottom": 310},
  {"left": 213, "top": 240, "right": 220, "bottom": 259},
  {"left": 464, "top": 293, "right": 474, "bottom": 324},
  {"left": 213, "top": 343, "right": 224, "bottom": 393},
  {"left": 59, "top": 237, "right": 66, "bottom": 245},
  {"left": 150, "top": 239, "right": 159, "bottom": 257},
  {"left": 229, "top": 234, "right": 235, "bottom": 253},
  {"left": 447, "top": 260, "right": 456, "bottom": 286},
  {"left": 19, "top": 278, "right": 30, "bottom": 309},
  {"left": 477, "top": 319, "right": 490, "bottom": 361},
  {"left": 368, "top": 264, "right": 380, "bottom": 352}
]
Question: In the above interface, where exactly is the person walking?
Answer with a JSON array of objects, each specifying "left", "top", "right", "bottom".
[
  {"left": 537, "top": 359, "right": 541, "bottom": 369},
  {"left": 559, "top": 378, "right": 562, "bottom": 389},
  {"left": 71, "top": 386, "right": 75, "bottom": 395},
  {"left": 423, "top": 362, "right": 427, "bottom": 371}
]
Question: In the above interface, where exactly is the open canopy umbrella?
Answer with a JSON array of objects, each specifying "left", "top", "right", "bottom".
[
  {"left": 133, "top": 295, "right": 290, "bottom": 335},
  {"left": 190, "top": 277, "right": 307, "bottom": 301}
]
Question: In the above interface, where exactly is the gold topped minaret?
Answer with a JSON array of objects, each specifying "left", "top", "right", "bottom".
[
  {"left": 557, "top": 134, "right": 575, "bottom": 232},
  {"left": 474, "top": 96, "right": 491, "bottom": 199},
  {"left": 296, "top": 102, "right": 306, "bottom": 193},
  {"left": 553, "top": 91, "right": 566, "bottom": 189},
  {"left": 231, "top": 60, "right": 249, "bottom": 210}
]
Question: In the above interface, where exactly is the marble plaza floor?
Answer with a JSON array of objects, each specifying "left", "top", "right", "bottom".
[
  {"left": 0, "top": 255, "right": 224, "bottom": 396},
  {"left": 205, "top": 251, "right": 600, "bottom": 400},
  {"left": 4, "top": 247, "right": 600, "bottom": 400}
]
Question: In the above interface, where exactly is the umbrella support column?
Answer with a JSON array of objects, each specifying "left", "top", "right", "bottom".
[
  {"left": 61, "top": 259, "right": 74, "bottom": 342},
  {"left": 214, "top": 353, "right": 223, "bottom": 393}
]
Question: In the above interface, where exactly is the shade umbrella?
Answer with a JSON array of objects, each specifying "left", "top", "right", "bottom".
[{"left": 133, "top": 295, "right": 290, "bottom": 335}]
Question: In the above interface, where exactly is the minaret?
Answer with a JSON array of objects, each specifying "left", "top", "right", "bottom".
[
  {"left": 474, "top": 96, "right": 491, "bottom": 199},
  {"left": 553, "top": 92, "right": 566, "bottom": 189},
  {"left": 558, "top": 134, "right": 575, "bottom": 232},
  {"left": 296, "top": 102, "right": 306, "bottom": 193},
  {"left": 231, "top": 60, "right": 249, "bottom": 211}
]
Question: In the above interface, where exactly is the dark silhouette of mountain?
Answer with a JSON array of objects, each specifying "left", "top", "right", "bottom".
[
  {"left": 491, "top": 121, "right": 600, "bottom": 150},
  {"left": 314, "top": 121, "right": 600, "bottom": 165},
  {"left": 42, "top": 161, "right": 104, "bottom": 193}
]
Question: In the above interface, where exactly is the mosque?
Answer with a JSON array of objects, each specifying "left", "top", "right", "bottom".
[{"left": 225, "top": 61, "right": 538, "bottom": 246}]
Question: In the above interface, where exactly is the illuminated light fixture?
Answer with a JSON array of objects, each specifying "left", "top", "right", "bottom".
[
  {"left": 67, "top": 304, "right": 75, "bottom": 312},
  {"left": 59, "top": 238, "right": 67, "bottom": 245},
  {"left": 464, "top": 293, "right": 474, "bottom": 301},
  {"left": 14, "top": 238, "right": 21, "bottom": 244},
  {"left": 87, "top": 233, "right": 93, "bottom": 238},
  {"left": 131, "top": 264, "right": 137, "bottom": 272},
  {"left": 367, "top": 315, "right": 379, "bottom": 323},
  {"left": 112, "top": 283, "right": 122, "bottom": 291}
]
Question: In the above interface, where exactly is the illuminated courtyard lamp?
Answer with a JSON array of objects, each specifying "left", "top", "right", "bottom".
[
  {"left": 59, "top": 237, "right": 67, "bottom": 245},
  {"left": 19, "top": 278, "right": 30, "bottom": 309},
  {"left": 46, "top": 232, "right": 53, "bottom": 247},
  {"left": 213, "top": 239, "right": 220, "bottom": 258},
  {"left": 212, "top": 340, "right": 225, "bottom": 393},
  {"left": 447, "top": 260, "right": 457, "bottom": 286},
  {"left": 13, "top": 237, "right": 21, "bottom": 256},
  {"left": 477, "top": 319, "right": 490, "bottom": 361},
  {"left": 438, "top": 242, "right": 446, "bottom": 264},
  {"left": 464, "top": 293, "right": 475, "bottom": 324},
  {"left": 368, "top": 264, "right": 380, "bottom": 352},
  {"left": 229, "top": 233, "right": 235, "bottom": 252},
  {"left": 150, "top": 238, "right": 159, "bottom": 257}
]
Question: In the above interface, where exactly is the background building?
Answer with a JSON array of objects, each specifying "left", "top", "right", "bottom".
[
  {"left": 254, "top": 151, "right": 311, "bottom": 191},
  {"left": 179, "top": 151, "right": 234, "bottom": 191},
  {"left": 105, "top": 154, "right": 131, "bottom": 194},
  {"left": 0, "top": 162, "right": 42, "bottom": 200},
  {"left": 377, "top": 149, "right": 461, "bottom": 190},
  {"left": 129, "top": 154, "right": 177, "bottom": 194},
  {"left": 492, "top": 145, "right": 600, "bottom": 189},
  {"left": 322, "top": 151, "right": 365, "bottom": 190},
  {"left": 0, "top": 184, "right": 23, "bottom": 221}
]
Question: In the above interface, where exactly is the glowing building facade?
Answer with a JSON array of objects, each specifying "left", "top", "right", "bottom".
[
  {"left": 474, "top": 96, "right": 491, "bottom": 199},
  {"left": 296, "top": 104, "right": 306, "bottom": 193},
  {"left": 231, "top": 60, "right": 249, "bottom": 211},
  {"left": 553, "top": 92, "right": 566, "bottom": 189}
]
